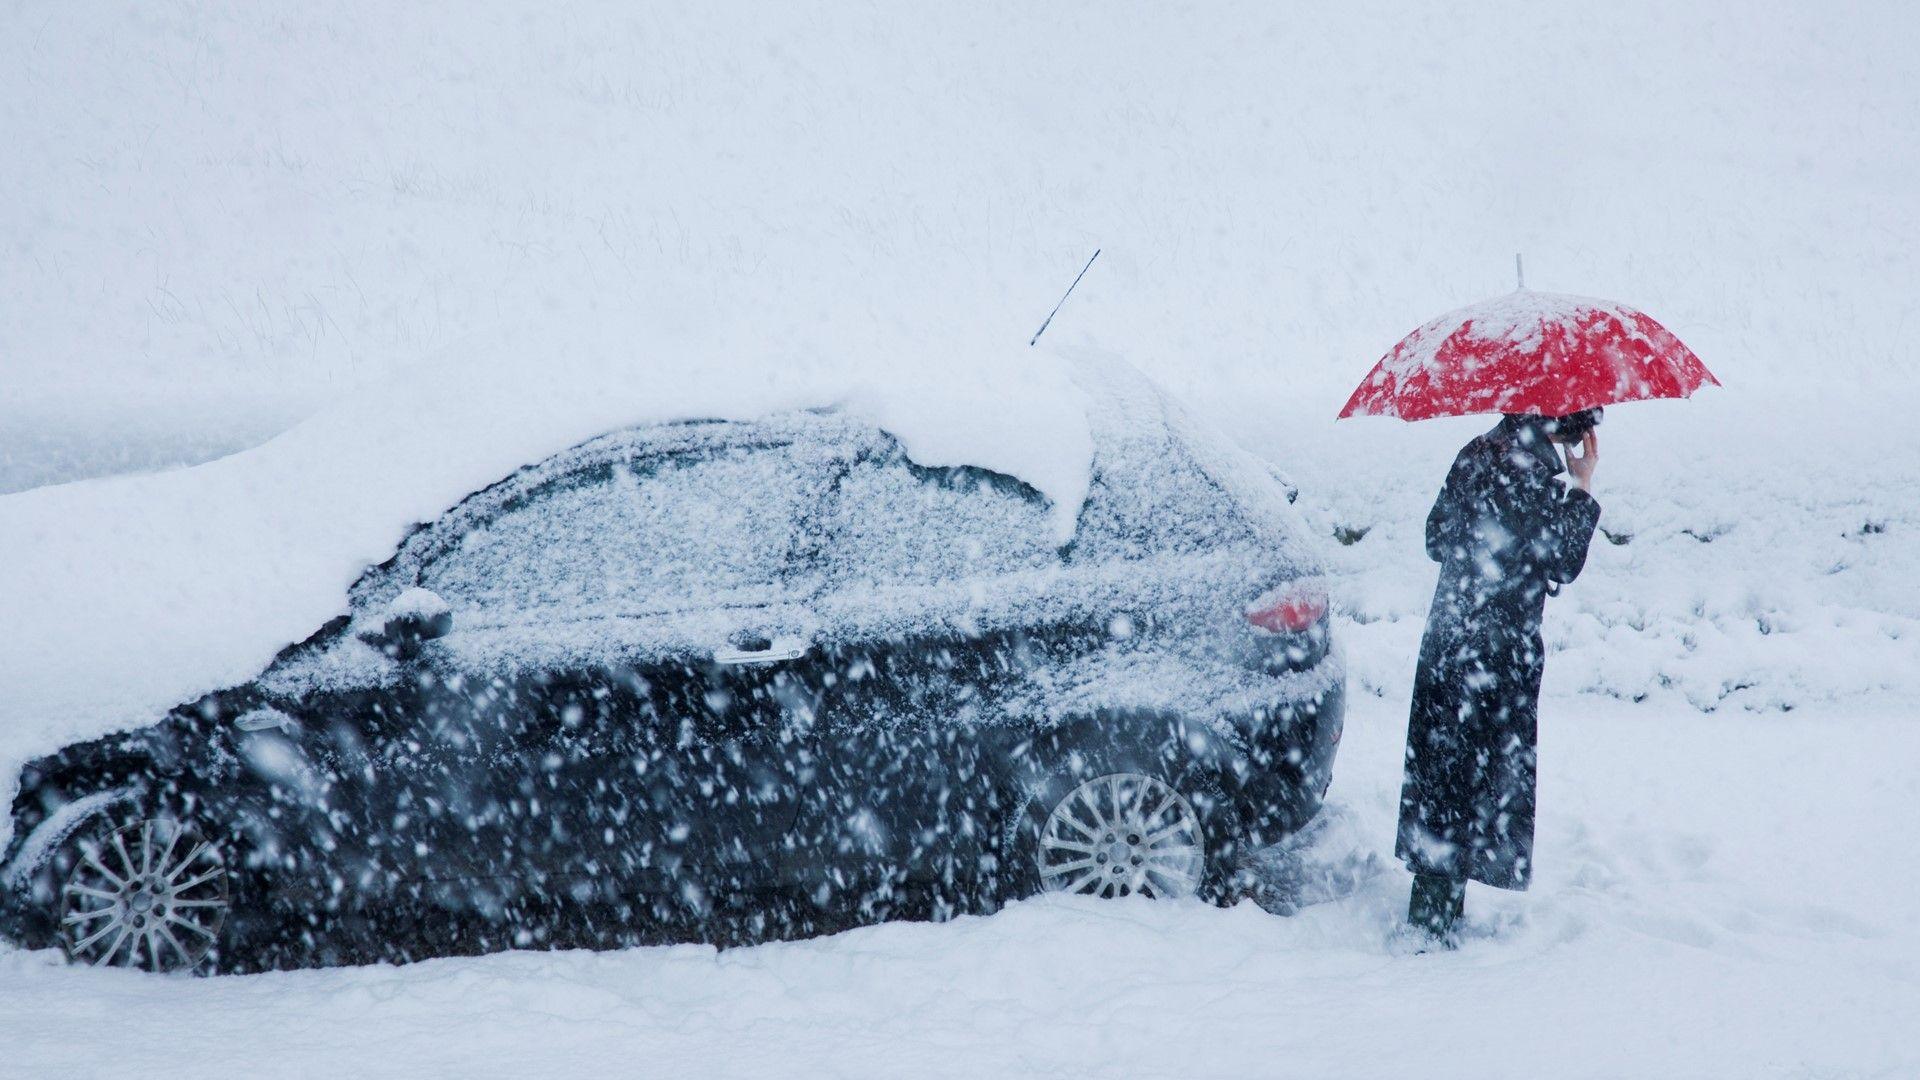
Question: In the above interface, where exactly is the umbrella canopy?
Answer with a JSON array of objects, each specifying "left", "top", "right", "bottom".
[{"left": 1339, "top": 290, "right": 1718, "bottom": 421}]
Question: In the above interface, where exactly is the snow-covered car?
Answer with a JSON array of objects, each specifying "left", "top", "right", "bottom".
[{"left": 0, "top": 380, "right": 1343, "bottom": 973}]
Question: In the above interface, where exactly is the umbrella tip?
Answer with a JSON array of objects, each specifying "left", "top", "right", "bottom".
[{"left": 1514, "top": 253, "right": 1526, "bottom": 291}]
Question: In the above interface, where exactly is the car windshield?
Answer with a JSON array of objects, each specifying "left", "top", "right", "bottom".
[{"left": 419, "top": 440, "right": 825, "bottom": 620}]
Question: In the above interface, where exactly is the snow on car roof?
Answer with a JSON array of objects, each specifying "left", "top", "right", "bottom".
[{"left": 0, "top": 330, "right": 1098, "bottom": 806}]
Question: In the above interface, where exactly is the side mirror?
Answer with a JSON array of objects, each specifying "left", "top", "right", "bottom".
[
  {"left": 1265, "top": 462, "right": 1301, "bottom": 505},
  {"left": 382, "top": 587, "right": 453, "bottom": 652}
]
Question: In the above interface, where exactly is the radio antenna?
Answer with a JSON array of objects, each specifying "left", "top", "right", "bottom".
[{"left": 1029, "top": 248, "right": 1101, "bottom": 346}]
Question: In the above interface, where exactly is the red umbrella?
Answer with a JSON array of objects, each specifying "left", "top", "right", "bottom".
[{"left": 1339, "top": 290, "right": 1718, "bottom": 421}]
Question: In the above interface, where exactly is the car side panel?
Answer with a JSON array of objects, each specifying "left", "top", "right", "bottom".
[{"left": 779, "top": 628, "right": 1082, "bottom": 896}]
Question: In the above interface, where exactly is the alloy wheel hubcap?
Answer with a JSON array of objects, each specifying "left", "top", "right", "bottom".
[
  {"left": 60, "top": 818, "right": 229, "bottom": 973},
  {"left": 1039, "top": 773, "right": 1204, "bottom": 899}
]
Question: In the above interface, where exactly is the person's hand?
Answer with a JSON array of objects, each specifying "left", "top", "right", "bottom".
[{"left": 1565, "top": 431, "right": 1599, "bottom": 493}]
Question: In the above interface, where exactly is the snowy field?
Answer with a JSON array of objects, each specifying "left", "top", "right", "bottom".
[
  {"left": 6, "top": 694, "right": 1914, "bottom": 1079},
  {"left": 6, "top": 1, "right": 1920, "bottom": 1077}
]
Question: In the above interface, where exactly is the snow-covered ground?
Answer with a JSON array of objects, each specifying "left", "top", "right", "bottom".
[
  {"left": 6, "top": 1, "right": 1919, "bottom": 1076},
  {"left": 4, "top": 693, "right": 1915, "bottom": 1078}
]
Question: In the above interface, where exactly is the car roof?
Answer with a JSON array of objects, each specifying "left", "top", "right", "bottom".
[{"left": 345, "top": 383, "right": 1312, "bottom": 616}]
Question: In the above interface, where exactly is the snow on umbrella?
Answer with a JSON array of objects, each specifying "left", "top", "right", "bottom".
[{"left": 1338, "top": 290, "right": 1719, "bottom": 421}]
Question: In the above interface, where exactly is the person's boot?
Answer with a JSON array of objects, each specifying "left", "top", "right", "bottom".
[{"left": 1407, "top": 873, "right": 1466, "bottom": 947}]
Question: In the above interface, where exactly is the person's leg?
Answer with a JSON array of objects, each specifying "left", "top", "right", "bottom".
[{"left": 1407, "top": 873, "right": 1466, "bottom": 939}]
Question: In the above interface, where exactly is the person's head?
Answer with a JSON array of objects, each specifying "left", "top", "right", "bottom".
[{"left": 1545, "top": 406, "right": 1603, "bottom": 444}]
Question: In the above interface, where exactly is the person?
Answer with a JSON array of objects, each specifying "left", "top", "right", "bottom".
[{"left": 1397, "top": 407, "right": 1603, "bottom": 944}]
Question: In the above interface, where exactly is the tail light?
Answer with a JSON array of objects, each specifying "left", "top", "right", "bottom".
[
  {"left": 1245, "top": 583, "right": 1328, "bottom": 634},
  {"left": 1246, "top": 581, "right": 1331, "bottom": 674}
]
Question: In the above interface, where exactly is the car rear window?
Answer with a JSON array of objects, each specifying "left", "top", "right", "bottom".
[
  {"left": 419, "top": 441, "right": 824, "bottom": 618},
  {"left": 821, "top": 449, "right": 1058, "bottom": 588},
  {"left": 1070, "top": 434, "right": 1261, "bottom": 559}
]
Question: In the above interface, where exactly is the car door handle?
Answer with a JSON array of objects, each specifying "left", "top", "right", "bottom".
[
  {"left": 713, "top": 641, "right": 811, "bottom": 666},
  {"left": 233, "top": 707, "right": 298, "bottom": 734}
]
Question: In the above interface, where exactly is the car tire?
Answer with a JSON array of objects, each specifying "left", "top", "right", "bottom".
[
  {"left": 1033, "top": 772, "right": 1207, "bottom": 899},
  {"left": 54, "top": 815, "right": 233, "bottom": 973},
  {"left": 999, "top": 724, "right": 1231, "bottom": 903}
]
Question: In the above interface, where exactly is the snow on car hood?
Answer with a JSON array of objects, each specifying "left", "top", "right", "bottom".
[{"left": 0, "top": 326, "right": 1094, "bottom": 797}]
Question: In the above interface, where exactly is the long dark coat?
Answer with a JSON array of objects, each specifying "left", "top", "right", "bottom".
[{"left": 1395, "top": 415, "right": 1601, "bottom": 890}]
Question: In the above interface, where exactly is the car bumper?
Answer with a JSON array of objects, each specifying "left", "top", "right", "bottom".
[{"left": 1210, "top": 676, "right": 1345, "bottom": 851}]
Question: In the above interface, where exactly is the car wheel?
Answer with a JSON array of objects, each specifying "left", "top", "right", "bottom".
[
  {"left": 1036, "top": 773, "right": 1206, "bottom": 899},
  {"left": 57, "top": 817, "right": 231, "bottom": 973}
]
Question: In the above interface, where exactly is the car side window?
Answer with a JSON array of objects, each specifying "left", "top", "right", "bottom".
[
  {"left": 823, "top": 448, "right": 1058, "bottom": 587},
  {"left": 419, "top": 441, "right": 822, "bottom": 618}
]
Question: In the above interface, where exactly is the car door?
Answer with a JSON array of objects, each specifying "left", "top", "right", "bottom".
[
  {"left": 405, "top": 430, "right": 840, "bottom": 909},
  {"left": 787, "top": 445, "right": 1067, "bottom": 896}
]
